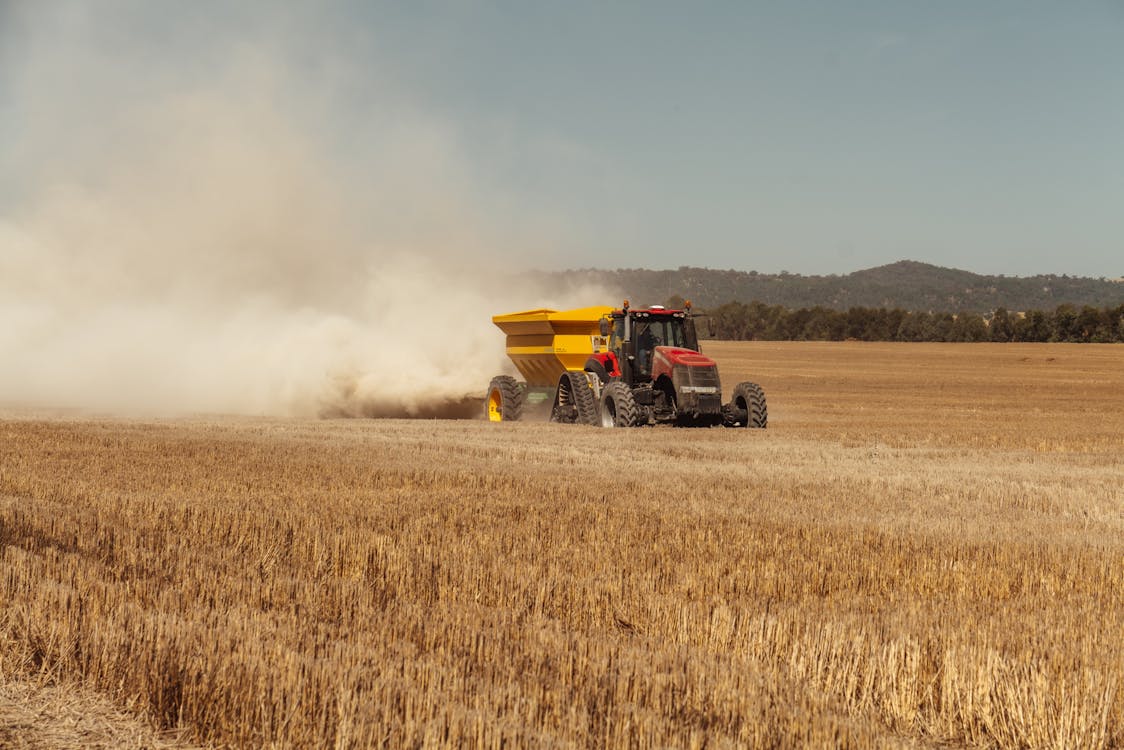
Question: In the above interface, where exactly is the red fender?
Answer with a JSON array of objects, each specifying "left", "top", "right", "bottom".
[
  {"left": 651, "top": 346, "right": 716, "bottom": 382},
  {"left": 586, "top": 352, "right": 621, "bottom": 378}
]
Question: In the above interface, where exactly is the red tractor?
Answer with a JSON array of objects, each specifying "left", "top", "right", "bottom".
[
  {"left": 486, "top": 303, "right": 767, "bottom": 428},
  {"left": 583, "top": 301, "right": 766, "bottom": 428}
]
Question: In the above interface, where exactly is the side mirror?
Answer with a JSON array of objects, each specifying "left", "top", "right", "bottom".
[{"left": 599, "top": 318, "right": 610, "bottom": 337}]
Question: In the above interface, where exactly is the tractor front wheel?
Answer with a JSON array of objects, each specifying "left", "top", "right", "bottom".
[
  {"left": 600, "top": 382, "right": 641, "bottom": 428},
  {"left": 723, "top": 381, "right": 767, "bottom": 428}
]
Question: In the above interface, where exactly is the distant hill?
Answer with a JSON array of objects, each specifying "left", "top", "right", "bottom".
[{"left": 530, "top": 261, "right": 1124, "bottom": 313}]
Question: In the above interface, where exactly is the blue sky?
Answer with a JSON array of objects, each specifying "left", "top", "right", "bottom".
[{"left": 2, "top": 1, "right": 1122, "bottom": 277}]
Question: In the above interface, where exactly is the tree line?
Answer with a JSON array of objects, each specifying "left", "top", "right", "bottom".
[
  {"left": 546, "top": 261, "right": 1124, "bottom": 311},
  {"left": 699, "top": 301, "right": 1124, "bottom": 343}
]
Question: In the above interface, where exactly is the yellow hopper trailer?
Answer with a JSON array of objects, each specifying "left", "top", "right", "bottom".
[
  {"left": 486, "top": 302, "right": 768, "bottom": 428},
  {"left": 486, "top": 306, "right": 612, "bottom": 424}
]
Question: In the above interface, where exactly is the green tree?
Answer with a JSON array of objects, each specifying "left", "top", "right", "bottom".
[
  {"left": 1075, "top": 305, "right": 1104, "bottom": 342},
  {"left": 952, "top": 311, "right": 988, "bottom": 342},
  {"left": 710, "top": 301, "right": 749, "bottom": 339},
  {"left": 932, "top": 313, "right": 956, "bottom": 341},
  {"left": 664, "top": 294, "right": 687, "bottom": 309},
  {"left": 1015, "top": 310, "right": 1051, "bottom": 342},
  {"left": 745, "top": 301, "right": 772, "bottom": 340},
  {"left": 781, "top": 307, "right": 808, "bottom": 340},
  {"left": 1111, "top": 305, "right": 1124, "bottom": 342},
  {"left": 989, "top": 308, "right": 1014, "bottom": 342},
  {"left": 1052, "top": 304, "right": 1079, "bottom": 342},
  {"left": 896, "top": 312, "right": 926, "bottom": 342},
  {"left": 882, "top": 309, "right": 907, "bottom": 341},
  {"left": 845, "top": 307, "right": 871, "bottom": 340}
]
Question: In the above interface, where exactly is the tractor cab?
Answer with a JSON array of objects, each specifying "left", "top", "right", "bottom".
[{"left": 600, "top": 303, "right": 702, "bottom": 386}]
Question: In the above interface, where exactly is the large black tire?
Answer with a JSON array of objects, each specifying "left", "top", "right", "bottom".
[
  {"left": 485, "top": 375, "right": 524, "bottom": 422},
  {"left": 600, "top": 381, "right": 641, "bottom": 428},
  {"left": 550, "top": 371, "right": 599, "bottom": 426},
  {"left": 724, "top": 381, "right": 767, "bottom": 428}
]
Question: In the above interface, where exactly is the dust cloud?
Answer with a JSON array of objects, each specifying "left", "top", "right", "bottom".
[{"left": 0, "top": 3, "right": 609, "bottom": 418}]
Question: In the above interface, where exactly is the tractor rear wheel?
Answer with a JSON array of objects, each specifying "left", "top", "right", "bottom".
[
  {"left": 485, "top": 375, "right": 524, "bottom": 422},
  {"left": 550, "top": 371, "right": 599, "bottom": 425},
  {"left": 600, "top": 381, "right": 641, "bottom": 428},
  {"left": 724, "top": 381, "right": 767, "bottom": 428}
]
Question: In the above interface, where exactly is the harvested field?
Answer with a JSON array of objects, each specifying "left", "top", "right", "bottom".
[{"left": 1, "top": 342, "right": 1122, "bottom": 748}]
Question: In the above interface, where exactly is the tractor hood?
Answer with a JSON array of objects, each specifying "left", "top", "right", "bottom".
[
  {"left": 651, "top": 346, "right": 718, "bottom": 383},
  {"left": 653, "top": 346, "right": 716, "bottom": 369}
]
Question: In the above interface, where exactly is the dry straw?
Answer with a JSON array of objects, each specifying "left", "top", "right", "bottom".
[{"left": 1, "top": 342, "right": 1121, "bottom": 748}]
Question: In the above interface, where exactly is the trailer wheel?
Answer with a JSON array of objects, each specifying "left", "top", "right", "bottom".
[
  {"left": 724, "top": 381, "right": 767, "bottom": 428},
  {"left": 550, "top": 371, "right": 599, "bottom": 426},
  {"left": 600, "top": 381, "right": 641, "bottom": 428},
  {"left": 485, "top": 375, "right": 524, "bottom": 422}
]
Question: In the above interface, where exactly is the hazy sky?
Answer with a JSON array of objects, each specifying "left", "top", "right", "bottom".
[{"left": 2, "top": 1, "right": 1122, "bottom": 276}]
